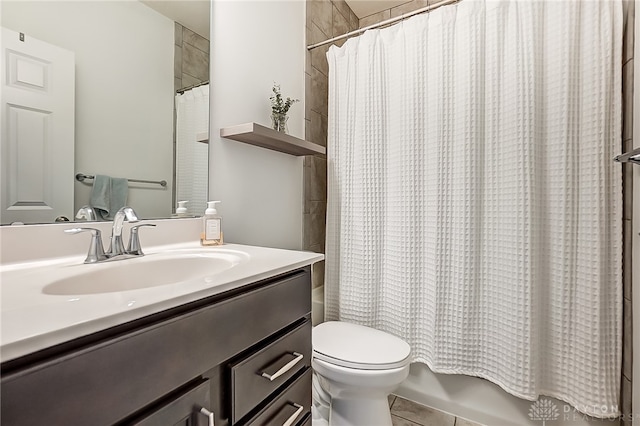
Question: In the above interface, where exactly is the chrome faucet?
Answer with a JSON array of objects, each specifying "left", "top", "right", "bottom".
[
  {"left": 108, "top": 206, "right": 139, "bottom": 257},
  {"left": 75, "top": 205, "right": 97, "bottom": 221},
  {"left": 65, "top": 206, "right": 155, "bottom": 264},
  {"left": 64, "top": 228, "right": 107, "bottom": 263}
]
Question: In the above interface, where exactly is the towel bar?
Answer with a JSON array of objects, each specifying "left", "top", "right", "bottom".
[
  {"left": 75, "top": 173, "right": 167, "bottom": 187},
  {"left": 614, "top": 148, "right": 640, "bottom": 165}
]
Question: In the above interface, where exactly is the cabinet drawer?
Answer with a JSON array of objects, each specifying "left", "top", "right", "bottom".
[
  {"left": 244, "top": 369, "right": 312, "bottom": 426},
  {"left": 131, "top": 379, "right": 212, "bottom": 426},
  {"left": 231, "top": 320, "right": 311, "bottom": 423}
]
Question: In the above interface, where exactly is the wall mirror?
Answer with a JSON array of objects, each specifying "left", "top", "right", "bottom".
[{"left": 1, "top": 0, "right": 210, "bottom": 225}]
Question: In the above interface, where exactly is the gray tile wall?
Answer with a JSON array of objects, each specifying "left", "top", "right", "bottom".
[
  {"left": 306, "top": 0, "right": 359, "bottom": 288},
  {"left": 174, "top": 23, "right": 209, "bottom": 92}
]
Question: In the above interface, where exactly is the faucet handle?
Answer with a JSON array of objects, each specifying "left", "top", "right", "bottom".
[
  {"left": 127, "top": 224, "right": 156, "bottom": 255},
  {"left": 75, "top": 205, "right": 97, "bottom": 221},
  {"left": 64, "top": 227, "right": 107, "bottom": 264}
]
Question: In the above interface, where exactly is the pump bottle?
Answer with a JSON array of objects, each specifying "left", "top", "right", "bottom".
[
  {"left": 176, "top": 201, "right": 189, "bottom": 217},
  {"left": 201, "top": 201, "right": 223, "bottom": 246}
]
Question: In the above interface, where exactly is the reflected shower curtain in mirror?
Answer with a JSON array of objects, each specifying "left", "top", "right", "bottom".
[
  {"left": 325, "top": 0, "right": 622, "bottom": 416},
  {"left": 175, "top": 85, "right": 209, "bottom": 215}
]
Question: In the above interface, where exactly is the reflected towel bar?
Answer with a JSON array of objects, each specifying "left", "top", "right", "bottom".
[
  {"left": 75, "top": 173, "right": 167, "bottom": 187},
  {"left": 614, "top": 148, "right": 640, "bottom": 165}
]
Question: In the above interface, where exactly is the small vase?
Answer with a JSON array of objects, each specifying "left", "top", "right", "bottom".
[{"left": 271, "top": 112, "right": 289, "bottom": 133}]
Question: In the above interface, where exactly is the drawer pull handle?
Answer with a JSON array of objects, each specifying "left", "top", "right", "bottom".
[
  {"left": 282, "top": 403, "right": 304, "bottom": 426},
  {"left": 200, "top": 407, "right": 215, "bottom": 426},
  {"left": 260, "top": 352, "right": 304, "bottom": 381}
]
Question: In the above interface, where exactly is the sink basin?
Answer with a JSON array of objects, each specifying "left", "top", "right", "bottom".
[{"left": 42, "top": 249, "right": 249, "bottom": 295}]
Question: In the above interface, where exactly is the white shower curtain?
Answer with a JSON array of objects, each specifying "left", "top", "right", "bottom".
[
  {"left": 175, "top": 85, "right": 209, "bottom": 216},
  {"left": 325, "top": 0, "right": 622, "bottom": 417}
]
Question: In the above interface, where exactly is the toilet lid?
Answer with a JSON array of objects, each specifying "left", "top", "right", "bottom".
[{"left": 313, "top": 321, "right": 411, "bottom": 370}]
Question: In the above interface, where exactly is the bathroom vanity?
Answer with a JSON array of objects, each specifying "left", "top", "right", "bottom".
[{"left": 0, "top": 227, "right": 322, "bottom": 426}]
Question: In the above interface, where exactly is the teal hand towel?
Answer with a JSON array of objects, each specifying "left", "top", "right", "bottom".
[
  {"left": 90, "top": 175, "right": 110, "bottom": 219},
  {"left": 90, "top": 175, "right": 128, "bottom": 220},
  {"left": 110, "top": 177, "right": 129, "bottom": 218}
]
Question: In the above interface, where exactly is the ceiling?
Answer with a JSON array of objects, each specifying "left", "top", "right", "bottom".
[
  {"left": 345, "top": 0, "right": 410, "bottom": 19},
  {"left": 141, "top": 0, "right": 210, "bottom": 39},
  {"left": 140, "top": 0, "right": 412, "bottom": 40}
]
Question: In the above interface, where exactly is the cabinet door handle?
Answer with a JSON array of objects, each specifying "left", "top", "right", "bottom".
[
  {"left": 260, "top": 352, "right": 304, "bottom": 381},
  {"left": 200, "top": 407, "right": 215, "bottom": 426},
  {"left": 282, "top": 403, "right": 304, "bottom": 426}
]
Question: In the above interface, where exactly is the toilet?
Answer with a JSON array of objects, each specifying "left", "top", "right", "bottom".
[{"left": 311, "top": 321, "right": 412, "bottom": 426}]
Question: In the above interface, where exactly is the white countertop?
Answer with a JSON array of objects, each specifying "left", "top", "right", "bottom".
[{"left": 1, "top": 242, "right": 323, "bottom": 363}]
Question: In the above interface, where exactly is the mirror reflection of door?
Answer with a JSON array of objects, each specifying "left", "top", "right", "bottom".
[
  {"left": 1, "top": 1, "right": 210, "bottom": 224},
  {"left": 1, "top": 27, "right": 75, "bottom": 224}
]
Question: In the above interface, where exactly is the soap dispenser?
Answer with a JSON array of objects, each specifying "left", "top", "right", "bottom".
[
  {"left": 176, "top": 201, "right": 189, "bottom": 217},
  {"left": 201, "top": 201, "right": 223, "bottom": 246}
]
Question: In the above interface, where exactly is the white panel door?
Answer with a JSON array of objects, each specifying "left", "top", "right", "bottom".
[{"left": 1, "top": 27, "right": 75, "bottom": 224}]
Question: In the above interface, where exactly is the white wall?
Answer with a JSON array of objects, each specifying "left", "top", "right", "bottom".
[
  {"left": 2, "top": 1, "right": 174, "bottom": 219},
  {"left": 209, "top": 0, "right": 305, "bottom": 249}
]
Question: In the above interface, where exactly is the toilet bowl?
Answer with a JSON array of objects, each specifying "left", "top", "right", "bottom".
[{"left": 312, "top": 321, "right": 411, "bottom": 426}]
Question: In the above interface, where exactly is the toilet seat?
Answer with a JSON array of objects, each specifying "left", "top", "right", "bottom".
[{"left": 313, "top": 321, "right": 411, "bottom": 370}]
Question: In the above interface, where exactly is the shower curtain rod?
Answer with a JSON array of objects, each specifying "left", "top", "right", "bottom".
[{"left": 306, "top": 0, "right": 459, "bottom": 50}]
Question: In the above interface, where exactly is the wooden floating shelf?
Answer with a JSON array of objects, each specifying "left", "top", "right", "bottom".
[
  {"left": 196, "top": 132, "right": 209, "bottom": 144},
  {"left": 220, "top": 122, "right": 326, "bottom": 156}
]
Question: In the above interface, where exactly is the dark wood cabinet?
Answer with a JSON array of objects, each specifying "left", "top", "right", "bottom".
[{"left": 1, "top": 267, "right": 312, "bottom": 426}]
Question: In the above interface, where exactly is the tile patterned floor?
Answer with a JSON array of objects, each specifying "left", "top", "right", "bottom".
[{"left": 389, "top": 395, "right": 483, "bottom": 426}]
